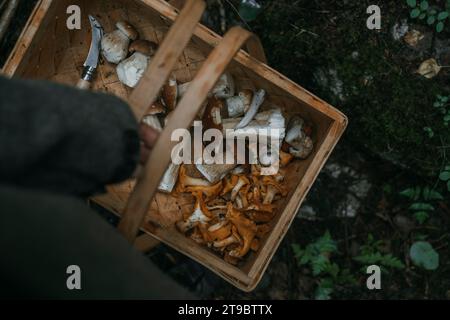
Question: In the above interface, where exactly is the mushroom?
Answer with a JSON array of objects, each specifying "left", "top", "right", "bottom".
[
  {"left": 190, "top": 227, "right": 206, "bottom": 244},
  {"left": 284, "top": 115, "right": 314, "bottom": 159},
  {"left": 158, "top": 163, "right": 180, "bottom": 193},
  {"left": 202, "top": 97, "right": 226, "bottom": 131},
  {"left": 238, "top": 184, "right": 251, "bottom": 208},
  {"left": 207, "top": 220, "right": 232, "bottom": 241},
  {"left": 221, "top": 175, "right": 239, "bottom": 196},
  {"left": 213, "top": 225, "right": 241, "bottom": 248},
  {"left": 230, "top": 175, "right": 250, "bottom": 201},
  {"left": 247, "top": 211, "right": 276, "bottom": 223},
  {"left": 116, "top": 40, "right": 158, "bottom": 88},
  {"left": 142, "top": 102, "right": 165, "bottom": 132},
  {"left": 162, "top": 77, "right": 178, "bottom": 111},
  {"left": 176, "top": 192, "right": 212, "bottom": 233},
  {"left": 212, "top": 72, "right": 235, "bottom": 98},
  {"left": 245, "top": 186, "right": 275, "bottom": 213},
  {"left": 262, "top": 174, "right": 287, "bottom": 205},
  {"left": 279, "top": 149, "right": 294, "bottom": 167},
  {"left": 101, "top": 21, "right": 138, "bottom": 64},
  {"left": 225, "top": 89, "right": 253, "bottom": 118},
  {"left": 226, "top": 204, "right": 257, "bottom": 258},
  {"left": 234, "top": 89, "right": 266, "bottom": 129},
  {"left": 177, "top": 165, "right": 211, "bottom": 193},
  {"left": 176, "top": 72, "right": 235, "bottom": 99},
  {"left": 185, "top": 180, "right": 223, "bottom": 202}
]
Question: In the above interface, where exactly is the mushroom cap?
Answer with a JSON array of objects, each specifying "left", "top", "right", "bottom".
[
  {"left": 129, "top": 39, "right": 158, "bottom": 56},
  {"left": 238, "top": 89, "right": 254, "bottom": 111},
  {"left": 116, "top": 21, "right": 139, "bottom": 40},
  {"left": 162, "top": 77, "right": 178, "bottom": 111},
  {"left": 101, "top": 31, "right": 129, "bottom": 64},
  {"left": 203, "top": 97, "right": 225, "bottom": 131},
  {"left": 146, "top": 101, "right": 166, "bottom": 115}
]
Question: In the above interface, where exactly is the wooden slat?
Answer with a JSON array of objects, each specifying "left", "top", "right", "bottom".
[
  {"left": 128, "top": 0, "right": 206, "bottom": 120},
  {"left": 134, "top": 234, "right": 161, "bottom": 252},
  {"left": 118, "top": 26, "right": 253, "bottom": 243}
]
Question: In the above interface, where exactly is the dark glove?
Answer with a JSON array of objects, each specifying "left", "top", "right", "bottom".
[{"left": 0, "top": 76, "right": 140, "bottom": 196}]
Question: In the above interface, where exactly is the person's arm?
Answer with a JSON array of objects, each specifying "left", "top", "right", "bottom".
[{"left": 0, "top": 76, "right": 140, "bottom": 196}]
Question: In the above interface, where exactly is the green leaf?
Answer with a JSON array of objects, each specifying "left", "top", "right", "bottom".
[
  {"left": 439, "top": 171, "right": 450, "bottom": 181},
  {"left": 436, "top": 21, "right": 445, "bottom": 32},
  {"left": 427, "top": 15, "right": 436, "bottom": 24},
  {"left": 420, "top": 0, "right": 429, "bottom": 10},
  {"left": 238, "top": 0, "right": 262, "bottom": 22},
  {"left": 427, "top": 189, "right": 444, "bottom": 200},
  {"left": 414, "top": 211, "right": 429, "bottom": 224},
  {"left": 411, "top": 8, "right": 421, "bottom": 18},
  {"left": 419, "top": 12, "right": 427, "bottom": 19},
  {"left": 409, "top": 202, "right": 434, "bottom": 211},
  {"left": 437, "top": 11, "right": 449, "bottom": 20},
  {"left": 429, "top": 9, "right": 437, "bottom": 15},
  {"left": 410, "top": 241, "right": 439, "bottom": 270},
  {"left": 400, "top": 187, "right": 418, "bottom": 199},
  {"left": 407, "top": 0, "right": 417, "bottom": 8},
  {"left": 423, "top": 126, "right": 434, "bottom": 137}
]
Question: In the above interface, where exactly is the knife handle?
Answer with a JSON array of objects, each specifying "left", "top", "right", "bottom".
[
  {"left": 76, "top": 79, "right": 91, "bottom": 90},
  {"left": 77, "top": 66, "right": 96, "bottom": 89}
]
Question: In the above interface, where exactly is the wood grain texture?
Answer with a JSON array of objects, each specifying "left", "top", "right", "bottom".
[{"left": 2, "top": 0, "right": 348, "bottom": 292}]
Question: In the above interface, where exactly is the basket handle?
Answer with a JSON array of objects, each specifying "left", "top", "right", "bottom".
[
  {"left": 167, "top": 0, "right": 267, "bottom": 64},
  {"left": 128, "top": 0, "right": 206, "bottom": 120},
  {"left": 118, "top": 26, "right": 254, "bottom": 242}
]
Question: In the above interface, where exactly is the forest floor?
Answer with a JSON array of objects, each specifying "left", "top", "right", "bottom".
[{"left": 1, "top": 0, "right": 449, "bottom": 299}]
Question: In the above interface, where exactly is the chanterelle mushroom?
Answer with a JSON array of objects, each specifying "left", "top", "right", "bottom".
[
  {"left": 262, "top": 174, "right": 287, "bottom": 204},
  {"left": 176, "top": 192, "right": 212, "bottom": 233},
  {"left": 231, "top": 175, "right": 250, "bottom": 201},
  {"left": 226, "top": 204, "right": 257, "bottom": 258},
  {"left": 177, "top": 165, "right": 211, "bottom": 192},
  {"left": 101, "top": 21, "right": 138, "bottom": 64},
  {"left": 185, "top": 181, "right": 223, "bottom": 202},
  {"left": 213, "top": 225, "right": 241, "bottom": 248},
  {"left": 116, "top": 40, "right": 158, "bottom": 88}
]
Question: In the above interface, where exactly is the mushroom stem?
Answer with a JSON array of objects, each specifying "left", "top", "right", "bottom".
[
  {"left": 235, "top": 89, "right": 266, "bottom": 129},
  {"left": 231, "top": 176, "right": 250, "bottom": 201}
]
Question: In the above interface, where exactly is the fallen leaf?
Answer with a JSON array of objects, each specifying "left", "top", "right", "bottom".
[
  {"left": 417, "top": 58, "right": 441, "bottom": 79},
  {"left": 403, "top": 30, "right": 424, "bottom": 47}
]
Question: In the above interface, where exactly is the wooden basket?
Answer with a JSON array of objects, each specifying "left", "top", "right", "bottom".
[{"left": 2, "top": 0, "right": 347, "bottom": 291}]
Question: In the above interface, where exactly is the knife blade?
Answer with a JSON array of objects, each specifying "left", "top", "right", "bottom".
[{"left": 77, "top": 15, "right": 104, "bottom": 89}]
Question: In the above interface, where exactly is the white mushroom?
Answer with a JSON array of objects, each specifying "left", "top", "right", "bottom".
[
  {"left": 176, "top": 72, "right": 235, "bottom": 99},
  {"left": 101, "top": 21, "right": 138, "bottom": 64},
  {"left": 285, "top": 115, "right": 314, "bottom": 159},
  {"left": 234, "top": 89, "right": 266, "bottom": 129},
  {"left": 225, "top": 90, "right": 253, "bottom": 118},
  {"left": 116, "top": 40, "right": 158, "bottom": 88},
  {"left": 142, "top": 102, "right": 165, "bottom": 132},
  {"left": 212, "top": 72, "right": 235, "bottom": 98}
]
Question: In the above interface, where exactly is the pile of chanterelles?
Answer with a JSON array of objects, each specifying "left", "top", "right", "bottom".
[{"left": 142, "top": 72, "right": 314, "bottom": 265}]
